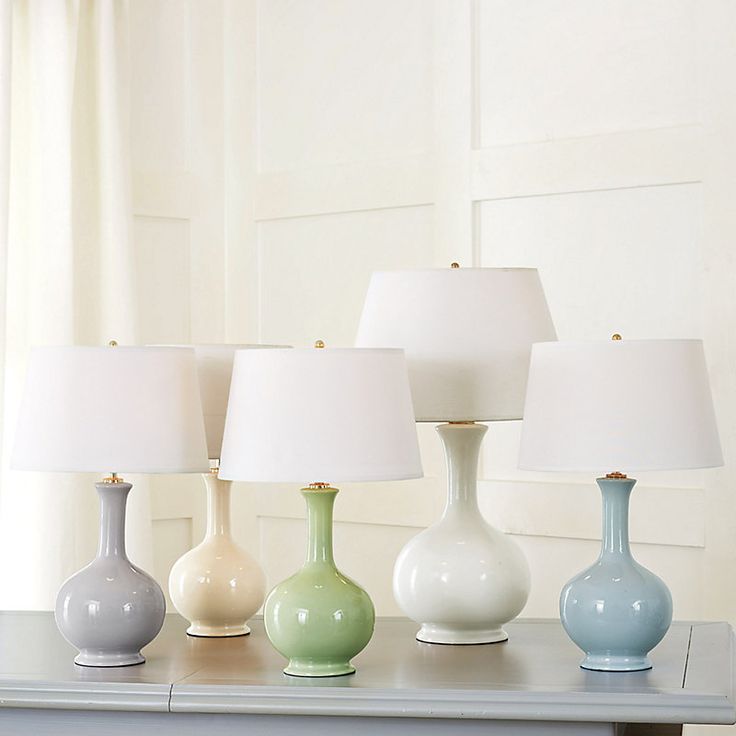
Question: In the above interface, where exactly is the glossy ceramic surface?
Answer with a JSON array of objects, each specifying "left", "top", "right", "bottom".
[
  {"left": 560, "top": 477, "right": 673, "bottom": 671},
  {"left": 169, "top": 473, "right": 266, "bottom": 637},
  {"left": 393, "top": 423, "right": 530, "bottom": 644},
  {"left": 55, "top": 482, "right": 166, "bottom": 667},
  {"left": 264, "top": 486, "right": 375, "bottom": 677}
]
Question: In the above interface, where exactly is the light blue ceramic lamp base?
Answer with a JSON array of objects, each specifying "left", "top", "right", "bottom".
[{"left": 560, "top": 477, "right": 673, "bottom": 672}]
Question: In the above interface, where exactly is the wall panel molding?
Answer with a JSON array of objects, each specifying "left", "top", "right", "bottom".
[
  {"left": 254, "top": 156, "right": 434, "bottom": 222},
  {"left": 132, "top": 171, "right": 192, "bottom": 219},
  {"left": 247, "top": 125, "right": 702, "bottom": 224},
  {"left": 472, "top": 125, "right": 702, "bottom": 202}
]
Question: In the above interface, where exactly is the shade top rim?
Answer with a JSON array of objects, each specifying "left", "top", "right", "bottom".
[
  {"left": 531, "top": 338, "right": 705, "bottom": 347},
  {"left": 370, "top": 266, "right": 539, "bottom": 274}
]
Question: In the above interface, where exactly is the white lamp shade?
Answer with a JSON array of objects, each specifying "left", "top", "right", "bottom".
[
  {"left": 12, "top": 346, "right": 210, "bottom": 474},
  {"left": 355, "top": 268, "right": 557, "bottom": 422},
  {"left": 219, "top": 348, "right": 423, "bottom": 483},
  {"left": 157, "top": 344, "right": 288, "bottom": 460},
  {"left": 518, "top": 339, "right": 723, "bottom": 473}
]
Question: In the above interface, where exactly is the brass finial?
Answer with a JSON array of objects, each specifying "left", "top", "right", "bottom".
[
  {"left": 314, "top": 340, "right": 325, "bottom": 349},
  {"left": 108, "top": 339, "right": 118, "bottom": 347},
  {"left": 605, "top": 471, "right": 628, "bottom": 479},
  {"left": 611, "top": 333, "right": 622, "bottom": 341},
  {"left": 450, "top": 262, "right": 460, "bottom": 269},
  {"left": 308, "top": 482, "right": 331, "bottom": 489},
  {"left": 102, "top": 472, "right": 124, "bottom": 483}
]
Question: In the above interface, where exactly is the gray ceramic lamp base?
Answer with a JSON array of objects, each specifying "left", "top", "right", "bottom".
[{"left": 55, "top": 481, "right": 166, "bottom": 668}]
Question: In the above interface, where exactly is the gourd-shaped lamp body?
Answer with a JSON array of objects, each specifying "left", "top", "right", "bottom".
[
  {"left": 165, "top": 345, "right": 283, "bottom": 637},
  {"left": 264, "top": 485, "right": 375, "bottom": 676},
  {"left": 220, "top": 347, "right": 422, "bottom": 676},
  {"left": 12, "top": 346, "right": 209, "bottom": 666},
  {"left": 356, "top": 268, "right": 556, "bottom": 644},
  {"left": 519, "top": 339, "right": 723, "bottom": 670}
]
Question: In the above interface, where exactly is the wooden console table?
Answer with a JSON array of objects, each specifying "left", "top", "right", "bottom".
[{"left": 0, "top": 612, "right": 731, "bottom": 734}]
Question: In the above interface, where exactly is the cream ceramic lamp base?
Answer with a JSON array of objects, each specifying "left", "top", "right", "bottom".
[
  {"left": 169, "top": 471, "right": 266, "bottom": 638},
  {"left": 393, "top": 423, "right": 530, "bottom": 645}
]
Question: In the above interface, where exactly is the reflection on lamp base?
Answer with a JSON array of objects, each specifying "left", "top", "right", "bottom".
[
  {"left": 75, "top": 650, "right": 145, "bottom": 668},
  {"left": 284, "top": 658, "right": 356, "bottom": 678},
  {"left": 187, "top": 623, "right": 251, "bottom": 638},
  {"left": 416, "top": 624, "right": 508, "bottom": 645},
  {"left": 580, "top": 653, "right": 652, "bottom": 672}
]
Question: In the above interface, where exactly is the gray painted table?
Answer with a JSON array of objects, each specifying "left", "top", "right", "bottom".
[{"left": 0, "top": 612, "right": 731, "bottom": 735}]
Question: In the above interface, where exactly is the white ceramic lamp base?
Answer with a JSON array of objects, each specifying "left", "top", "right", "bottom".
[
  {"left": 169, "top": 472, "right": 266, "bottom": 638},
  {"left": 393, "top": 423, "right": 530, "bottom": 645}
]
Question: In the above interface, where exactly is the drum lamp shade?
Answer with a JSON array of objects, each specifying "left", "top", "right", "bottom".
[
  {"left": 218, "top": 348, "right": 422, "bottom": 484},
  {"left": 518, "top": 339, "right": 723, "bottom": 473},
  {"left": 12, "top": 346, "right": 209, "bottom": 474},
  {"left": 355, "top": 268, "right": 557, "bottom": 422}
]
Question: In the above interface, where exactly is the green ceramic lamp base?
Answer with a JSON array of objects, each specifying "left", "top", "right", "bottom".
[
  {"left": 284, "top": 658, "right": 356, "bottom": 678},
  {"left": 265, "top": 485, "right": 375, "bottom": 679}
]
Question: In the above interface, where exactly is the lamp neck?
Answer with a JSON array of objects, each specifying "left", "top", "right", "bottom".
[
  {"left": 437, "top": 422, "right": 487, "bottom": 517},
  {"left": 204, "top": 471, "right": 231, "bottom": 537},
  {"left": 95, "top": 481, "right": 132, "bottom": 559},
  {"left": 597, "top": 477, "right": 636, "bottom": 557},
  {"left": 301, "top": 486, "right": 337, "bottom": 566}
]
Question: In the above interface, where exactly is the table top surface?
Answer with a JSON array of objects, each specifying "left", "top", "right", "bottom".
[{"left": 0, "top": 612, "right": 732, "bottom": 724}]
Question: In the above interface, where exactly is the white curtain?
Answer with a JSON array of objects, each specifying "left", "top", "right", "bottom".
[{"left": 0, "top": 0, "right": 153, "bottom": 609}]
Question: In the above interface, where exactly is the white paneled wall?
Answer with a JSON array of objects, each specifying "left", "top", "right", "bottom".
[
  {"left": 477, "top": 1, "right": 698, "bottom": 145},
  {"left": 129, "top": 0, "right": 232, "bottom": 607},
  {"left": 258, "top": 206, "right": 434, "bottom": 345},
  {"left": 257, "top": 0, "right": 433, "bottom": 171},
  {"left": 130, "top": 10, "right": 736, "bottom": 735}
]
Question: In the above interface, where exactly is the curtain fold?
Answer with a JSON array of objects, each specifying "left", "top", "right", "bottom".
[{"left": 0, "top": 0, "right": 152, "bottom": 609}]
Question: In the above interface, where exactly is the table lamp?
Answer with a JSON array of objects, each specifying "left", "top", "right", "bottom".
[
  {"left": 519, "top": 337, "right": 723, "bottom": 671},
  {"left": 12, "top": 344, "right": 209, "bottom": 667},
  {"left": 219, "top": 343, "right": 422, "bottom": 677},
  {"left": 167, "top": 344, "right": 285, "bottom": 638},
  {"left": 355, "top": 265, "right": 557, "bottom": 645}
]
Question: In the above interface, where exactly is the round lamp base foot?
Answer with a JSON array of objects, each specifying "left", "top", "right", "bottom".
[
  {"left": 416, "top": 624, "right": 508, "bottom": 645},
  {"left": 284, "top": 658, "right": 356, "bottom": 678},
  {"left": 580, "top": 654, "right": 652, "bottom": 672},
  {"left": 187, "top": 623, "right": 251, "bottom": 638},
  {"left": 74, "top": 650, "right": 145, "bottom": 668}
]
